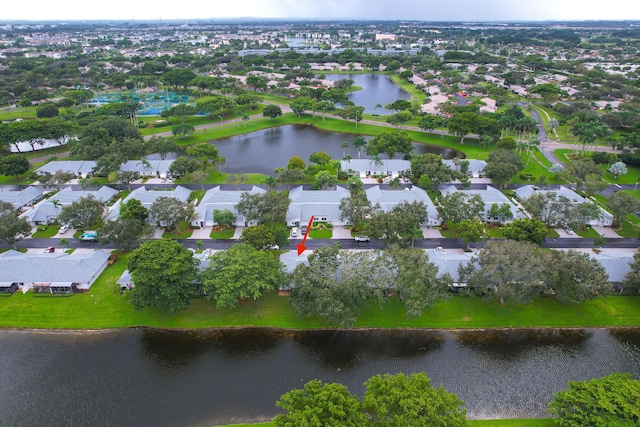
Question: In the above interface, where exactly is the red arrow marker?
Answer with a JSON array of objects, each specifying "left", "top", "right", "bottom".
[{"left": 296, "top": 215, "right": 315, "bottom": 256}]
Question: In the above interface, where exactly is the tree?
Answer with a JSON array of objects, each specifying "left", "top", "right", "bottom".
[
  {"left": 57, "top": 196, "right": 105, "bottom": 229},
  {"left": 186, "top": 143, "right": 220, "bottom": 169},
  {"left": 275, "top": 380, "right": 367, "bottom": 427},
  {"left": 36, "top": 102, "right": 59, "bottom": 118},
  {"left": 289, "top": 245, "right": 388, "bottom": 327},
  {"left": 548, "top": 373, "right": 640, "bottom": 427},
  {"left": 163, "top": 104, "right": 196, "bottom": 123},
  {"left": 436, "top": 192, "right": 485, "bottom": 224},
  {"left": 236, "top": 190, "right": 290, "bottom": 226},
  {"left": 609, "top": 161, "right": 628, "bottom": 180},
  {"left": 484, "top": 149, "right": 523, "bottom": 187},
  {"left": 607, "top": 191, "right": 640, "bottom": 228},
  {"left": 172, "top": 123, "right": 195, "bottom": 137},
  {"left": 168, "top": 157, "right": 196, "bottom": 178},
  {"left": 457, "top": 219, "right": 488, "bottom": 250},
  {"left": 185, "top": 170, "right": 209, "bottom": 191},
  {"left": 352, "top": 135, "right": 367, "bottom": 159},
  {"left": 274, "top": 167, "right": 306, "bottom": 189},
  {"left": 367, "top": 201, "right": 428, "bottom": 247},
  {"left": 621, "top": 249, "right": 640, "bottom": 294},
  {"left": 201, "top": 243, "right": 284, "bottom": 308},
  {"left": 461, "top": 240, "right": 548, "bottom": 305},
  {"left": 410, "top": 154, "right": 460, "bottom": 190},
  {"left": 312, "top": 170, "right": 338, "bottom": 189},
  {"left": 0, "top": 201, "right": 31, "bottom": 249},
  {"left": 487, "top": 203, "right": 514, "bottom": 223},
  {"left": 78, "top": 176, "right": 102, "bottom": 190},
  {"left": 547, "top": 250, "right": 610, "bottom": 304},
  {"left": 127, "top": 239, "right": 199, "bottom": 312},
  {"left": 263, "top": 104, "right": 282, "bottom": 120},
  {"left": 0, "top": 155, "right": 29, "bottom": 180},
  {"left": 148, "top": 197, "right": 195, "bottom": 232},
  {"left": 386, "top": 99, "right": 412, "bottom": 112},
  {"left": 240, "top": 224, "right": 276, "bottom": 249},
  {"left": 309, "top": 151, "right": 331, "bottom": 165},
  {"left": 570, "top": 114, "right": 611, "bottom": 153},
  {"left": 366, "top": 130, "right": 413, "bottom": 159},
  {"left": 115, "top": 171, "right": 139, "bottom": 191},
  {"left": 99, "top": 217, "right": 151, "bottom": 252},
  {"left": 149, "top": 137, "right": 179, "bottom": 160},
  {"left": 339, "top": 193, "right": 372, "bottom": 226},
  {"left": 287, "top": 156, "right": 306, "bottom": 170},
  {"left": 448, "top": 112, "right": 478, "bottom": 144},
  {"left": 120, "top": 198, "right": 148, "bottom": 223},
  {"left": 290, "top": 97, "right": 315, "bottom": 118},
  {"left": 363, "top": 372, "right": 468, "bottom": 427},
  {"left": 386, "top": 247, "right": 452, "bottom": 318},
  {"left": 92, "top": 152, "right": 126, "bottom": 177},
  {"left": 39, "top": 170, "right": 75, "bottom": 191},
  {"left": 502, "top": 218, "right": 547, "bottom": 244},
  {"left": 213, "top": 209, "right": 236, "bottom": 228},
  {"left": 565, "top": 158, "right": 603, "bottom": 190}
]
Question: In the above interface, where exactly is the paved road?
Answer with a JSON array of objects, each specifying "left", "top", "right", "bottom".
[{"left": 7, "top": 236, "right": 639, "bottom": 252}]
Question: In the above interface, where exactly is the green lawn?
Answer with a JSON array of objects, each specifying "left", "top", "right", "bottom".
[
  {"left": 212, "top": 418, "right": 560, "bottom": 427},
  {"left": 210, "top": 226, "right": 235, "bottom": 239},
  {"left": 574, "top": 225, "right": 601, "bottom": 238},
  {"left": 31, "top": 224, "right": 60, "bottom": 238},
  {"left": 162, "top": 222, "right": 194, "bottom": 239},
  {"left": 2, "top": 253, "right": 640, "bottom": 330},
  {"left": 0, "top": 107, "right": 37, "bottom": 121},
  {"left": 309, "top": 228, "right": 332, "bottom": 239}
]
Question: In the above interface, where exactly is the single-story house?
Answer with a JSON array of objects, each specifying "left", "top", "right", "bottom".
[
  {"left": 105, "top": 185, "right": 191, "bottom": 222},
  {"left": 35, "top": 160, "right": 97, "bottom": 177},
  {"left": 443, "top": 159, "right": 487, "bottom": 178},
  {"left": 23, "top": 186, "right": 118, "bottom": 226},
  {"left": 191, "top": 186, "right": 266, "bottom": 228},
  {"left": 0, "top": 186, "right": 44, "bottom": 211},
  {"left": 0, "top": 249, "right": 110, "bottom": 294},
  {"left": 287, "top": 185, "right": 350, "bottom": 227},
  {"left": 425, "top": 247, "right": 474, "bottom": 288},
  {"left": 514, "top": 185, "right": 613, "bottom": 227},
  {"left": 340, "top": 159, "right": 411, "bottom": 179},
  {"left": 119, "top": 159, "right": 175, "bottom": 178},
  {"left": 439, "top": 185, "right": 525, "bottom": 223},
  {"left": 365, "top": 185, "right": 441, "bottom": 227}
]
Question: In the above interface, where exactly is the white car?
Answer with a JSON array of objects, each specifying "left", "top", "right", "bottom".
[
  {"left": 291, "top": 227, "right": 299, "bottom": 237},
  {"left": 59, "top": 224, "right": 69, "bottom": 234},
  {"left": 354, "top": 235, "right": 370, "bottom": 242}
]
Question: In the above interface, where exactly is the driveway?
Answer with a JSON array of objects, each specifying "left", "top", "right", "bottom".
[
  {"left": 332, "top": 226, "right": 353, "bottom": 239},
  {"left": 555, "top": 228, "right": 581, "bottom": 238},
  {"left": 422, "top": 227, "right": 443, "bottom": 238},
  {"left": 593, "top": 225, "right": 622, "bottom": 238},
  {"left": 189, "top": 227, "right": 212, "bottom": 239}
]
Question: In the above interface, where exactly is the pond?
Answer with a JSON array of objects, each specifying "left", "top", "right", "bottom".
[
  {"left": 0, "top": 328, "right": 638, "bottom": 427},
  {"left": 322, "top": 74, "right": 412, "bottom": 115},
  {"left": 204, "top": 125, "right": 460, "bottom": 174}
]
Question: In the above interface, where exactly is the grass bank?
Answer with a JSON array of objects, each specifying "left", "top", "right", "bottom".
[
  {"left": 212, "top": 419, "right": 559, "bottom": 427},
  {"left": 1, "top": 253, "right": 639, "bottom": 330}
]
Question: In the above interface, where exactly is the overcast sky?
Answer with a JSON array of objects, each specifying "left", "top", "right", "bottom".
[{"left": 3, "top": 0, "right": 640, "bottom": 22}]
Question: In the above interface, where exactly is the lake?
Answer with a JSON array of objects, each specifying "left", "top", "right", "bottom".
[
  {"left": 0, "top": 328, "right": 638, "bottom": 427},
  {"left": 322, "top": 73, "right": 411, "bottom": 115}
]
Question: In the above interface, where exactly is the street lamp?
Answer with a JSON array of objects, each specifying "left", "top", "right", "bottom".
[{"left": 218, "top": 115, "right": 223, "bottom": 127}]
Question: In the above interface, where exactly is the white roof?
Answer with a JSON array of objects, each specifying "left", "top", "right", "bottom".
[{"left": 341, "top": 159, "right": 411, "bottom": 174}]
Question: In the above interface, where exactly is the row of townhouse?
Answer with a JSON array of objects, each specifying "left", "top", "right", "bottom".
[
  {"left": 340, "top": 159, "right": 488, "bottom": 179},
  {"left": 35, "top": 159, "right": 176, "bottom": 179}
]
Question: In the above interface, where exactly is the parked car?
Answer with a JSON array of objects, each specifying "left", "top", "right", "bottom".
[
  {"left": 79, "top": 232, "right": 98, "bottom": 242},
  {"left": 59, "top": 224, "right": 69, "bottom": 234},
  {"left": 301, "top": 225, "right": 308, "bottom": 235},
  {"left": 354, "top": 235, "right": 370, "bottom": 242},
  {"left": 108, "top": 254, "right": 118, "bottom": 265},
  {"left": 43, "top": 246, "right": 55, "bottom": 253},
  {"left": 263, "top": 244, "right": 279, "bottom": 250},
  {"left": 290, "top": 227, "right": 298, "bottom": 237}
]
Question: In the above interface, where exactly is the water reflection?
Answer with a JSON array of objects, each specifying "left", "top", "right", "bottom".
[{"left": 322, "top": 74, "right": 411, "bottom": 114}]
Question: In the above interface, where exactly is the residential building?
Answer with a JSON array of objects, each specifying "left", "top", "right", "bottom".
[
  {"left": 287, "top": 185, "right": 350, "bottom": 227},
  {"left": 439, "top": 185, "right": 525, "bottom": 223},
  {"left": 365, "top": 185, "right": 441, "bottom": 227},
  {"left": 105, "top": 185, "right": 191, "bottom": 222},
  {"left": 191, "top": 185, "right": 266, "bottom": 228},
  {"left": 340, "top": 159, "right": 411, "bottom": 178},
  {"left": 0, "top": 186, "right": 44, "bottom": 211}
]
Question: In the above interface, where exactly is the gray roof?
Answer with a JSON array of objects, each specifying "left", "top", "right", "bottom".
[
  {"left": 515, "top": 185, "right": 613, "bottom": 220},
  {"left": 425, "top": 248, "right": 474, "bottom": 283},
  {"left": 341, "top": 159, "right": 411, "bottom": 174},
  {"left": 583, "top": 251, "right": 634, "bottom": 283},
  {"left": 0, "top": 250, "right": 110, "bottom": 284},
  {"left": 440, "top": 185, "right": 525, "bottom": 220},
  {"left": 366, "top": 185, "right": 438, "bottom": 220},
  {"left": 35, "top": 160, "right": 96, "bottom": 175},
  {"left": 194, "top": 186, "right": 265, "bottom": 223},
  {"left": 25, "top": 186, "right": 117, "bottom": 224},
  {"left": 443, "top": 159, "right": 487, "bottom": 174},
  {"left": 280, "top": 250, "right": 309, "bottom": 273},
  {"left": 105, "top": 185, "right": 191, "bottom": 221},
  {"left": 287, "top": 185, "right": 350, "bottom": 224},
  {"left": 0, "top": 186, "right": 43, "bottom": 209}
]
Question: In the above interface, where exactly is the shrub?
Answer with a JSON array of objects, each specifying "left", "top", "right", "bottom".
[{"left": 519, "top": 173, "right": 535, "bottom": 181}]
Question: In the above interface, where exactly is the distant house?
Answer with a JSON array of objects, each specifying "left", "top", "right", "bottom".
[
  {"left": 365, "top": 185, "right": 441, "bottom": 227},
  {"left": 35, "top": 160, "right": 96, "bottom": 177},
  {"left": 35, "top": 158, "right": 175, "bottom": 179},
  {"left": 0, "top": 250, "right": 110, "bottom": 294},
  {"left": 191, "top": 186, "right": 266, "bottom": 228},
  {"left": 23, "top": 186, "right": 118, "bottom": 226},
  {"left": 439, "top": 185, "right": 525, "bottom": 223},
  {"left": 514, "top": 185, "right": 613, "bottom": 227},
  {"left": 443, "top": 159, "right": 487, "bottom": 178},
  {"left": 119, "top": 159, "right": 175, "bottom": 178},
  {"left": 0, "top": 186, "right": 44, "bottom": 211},
  {"left": 105, "top": 185, "right": 191, "bottom": 222},
  {"left": 340, "top": 159, "right": 411, "bottom": 179},
  {"left": 287, "top": 185, "right": 350, "bottom": 227}
]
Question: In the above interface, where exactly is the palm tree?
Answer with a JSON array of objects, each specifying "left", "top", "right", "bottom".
[
  {"left": 353, "top": 136, "right": 367, "bottom": 159},
  {"left": 341, "top": 141, "right": 349, "bottom": 158}
]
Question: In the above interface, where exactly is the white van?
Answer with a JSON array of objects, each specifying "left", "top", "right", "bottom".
[{"left": 291, "top": 227, "right": 299, "bottom": 237}]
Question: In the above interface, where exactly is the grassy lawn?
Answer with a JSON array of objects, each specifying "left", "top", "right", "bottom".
[
  {"left": 212, "top": 419, "right": 560, "bottom": 427},
  {"left": 31, "top": 224, "right": 60, "bottom": 238},
  {"left": 2, "top": 248, "right": 640, "bottom": 330},
  {"left": 574, "top": 225, "right": 601, "bottom": 238},
  {"left": 210, "top": 226, "right": 235, "bottom": 239},
  {"left": 0, "top": 107, "right": 37, "bottom": 121},
  {"left": 309, "top": 228, "right": 332, "bottom": 239},
  {"left": 162, "top": 222, "right": 194, "bottom": 239}
]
